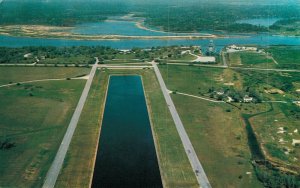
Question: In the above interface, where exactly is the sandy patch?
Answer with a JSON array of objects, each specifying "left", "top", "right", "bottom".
[
  {"left": 279, "top": 138, "right": 287, "bottom": 143},
  {"left": 224, "top": 82, "right": 234, "bottom": 86},
  {"left": 277, "top": 127, "right": 286, "bottom": 134},
  {"left": 292, "top": 139, "right": 300, "bottom": 146},
  {"left": 265, "top": 88, "right": 284, "bottom": 94},
  {"left": 73, "top": 75, "right": 90, "bottom": 80}
]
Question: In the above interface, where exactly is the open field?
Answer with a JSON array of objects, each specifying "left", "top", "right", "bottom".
[
  {"left": 0, "top": 67, "right": 86, "bottom": 187},
  {"left": 226, "top": 51, "right": 275, "bottom": 68},
  {"left": 226, "top": 45, "right": 300, "bottom": 70},
  {"left": 56, "top": 68, "right": 198, "bottom": 187},
  {"left": 266, "top": 46, "right": 300, "bottom": 69},
  {"left": 0, "top": 67, "right": 90, "bottom": 85},
  {"left": 251, "top": 103, "right": 300, "bottom": 168},
  {"left": 159, "top": 64, "right": 242, "bottom": 97},
  {"left": 171, "top": 95, "right": 263, "bottom": 187},
  {"left": 159, "top": 64, "right": 300, "bottom": 186},
  {"left": 159, "top": 64, "right": 262, "bottom": 187}
]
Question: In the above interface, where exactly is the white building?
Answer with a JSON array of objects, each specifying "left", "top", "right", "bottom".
[{"left": 243, "top": 95, "right": 253, "bottom": 103}]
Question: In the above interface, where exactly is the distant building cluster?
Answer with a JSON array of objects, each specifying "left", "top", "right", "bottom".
[{"left": 226, "top": 45, "right": 259, "bottom": 53}]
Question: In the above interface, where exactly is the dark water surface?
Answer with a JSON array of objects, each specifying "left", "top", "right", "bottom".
[{"left": 91, "top": 76, "right": 162, "bottom": 188}]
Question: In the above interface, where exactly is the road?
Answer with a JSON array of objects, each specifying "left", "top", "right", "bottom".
[
  {"left": 151, "top": 61, "right": 211, "bottom": 188},
  {"left": 98, "top": 65, "right": 152, "bottom": 69},
  {"left": 0, "top": 75, "right": 89, "bottom": 88},
  {"left": 221, "top": 51, "right": 228, "bottom": 67},
  {"left": 176, "top": 91, "right": 225, "bottom": 103},
  {"left": 165, "top": 62, "right": 300, "bottom": 73},
  {"left": 42, "top": 58, "right": 99, "bottom": 188},
  {"left": 230, "top": 66, "right": 300, "bottom": 73}
]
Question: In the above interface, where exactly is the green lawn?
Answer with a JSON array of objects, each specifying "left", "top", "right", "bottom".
[
  {"left": 227, "top": 51, "right": 275, "bottom": 68},
  {"left": 159, "top": 64, "right": 263, "bottom": 187},
  {"left": 0, "top": 67, "right": 90, "bottom": 85},
  {"left": 240, "top": 52, "right": 273, "bottom": 65},
  {"left": 159, "top": 65, "right": 224, "bottom": 95},
  {"left": 171, "top": 95, "right": 263, "bottom": 188},
  {"left": 267, "top": 46, "right": 300, "bottom": 68},
  {"left": 159, "top": 64, "right": 245, "bottom": 98},
  {"left": 0, "top": 77, "right": 85, "bottom": 187},
  {"left": 41, "top": 56, "right": 94, "bottom": 65}
]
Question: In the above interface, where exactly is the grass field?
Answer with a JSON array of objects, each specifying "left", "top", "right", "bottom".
[
  {"left": 171, "top": 95, "right": 263, "bottom": 188},
  {"left": 41, "top": 56, "right": 94, "bottom": 65},
  {"left": 159, "top": 64, "right": 262, "bottom": 187},
  {"left": 159, "top": 64, "right": 243, "bottom": 96},
  {"left": 0, "top": 67, "right": 90, "bottom": 85},
  {"left": 226, "top": 46, "right": 300, "bottom": 70},
  {"left": 159, "top": 63, "right": 300, "bottom": 186},
  {"left": 227, "top": 51, "right": 275, "bottom": 68},
  {"left": 250, "top": 103, "right": 300, "bottom": 168},
  {"left": 0, "top": 68, "right": 86, "bottom": 187},
  {"left": 56, "top": 68, "right": 198, "bottom": 187},
  {"left": 266, "top": 46, "right": 300, "bottom": 69}
]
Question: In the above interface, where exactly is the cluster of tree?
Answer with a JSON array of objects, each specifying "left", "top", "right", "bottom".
[
  {"left": 0, "top": 139, "right": 16, "bottom": 150},
  {"left": 240, "top": 70, "right": 296, "bottom": 93},
  {"left": 0, "top": 46, "right": 119, "bottom": 64},
  {"left": 269, "top": 19, "right": 300, "bottom": 35},
  {"left": 0, "top": 1, "right": 128, "bottom": 26},
  {"left": 207, "top": 86, "right": 262, "bottom": 103},
  {"left": 140, "top": 4, "right": 300, "bottom": 33},
  {"left": 1, "top": 45, "right": 201, "bottom": 64},
  {"left": 254, "top": 165, "right": 300, "bottom": 188}
]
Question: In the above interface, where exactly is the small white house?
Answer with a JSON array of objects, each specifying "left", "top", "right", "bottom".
[
  {"left": 243, "top": 95, "right": 253, "bottom": 103},
  {"left": 24, "top": 53, "right": 32, "bottom": 58}
]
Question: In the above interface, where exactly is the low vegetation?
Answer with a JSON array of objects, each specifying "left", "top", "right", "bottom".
[
  {"left": 159, "top": 63, "right": 300, "bottom": 187},
  {"left": 0, "top": 67, "right": 86, "bottom": 187}
]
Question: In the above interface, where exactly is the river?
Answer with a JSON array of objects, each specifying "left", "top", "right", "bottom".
[{"left": 0, "top": 19, "right": 299, "bottom": 49}]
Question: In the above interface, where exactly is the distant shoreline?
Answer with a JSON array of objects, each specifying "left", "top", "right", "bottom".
[
  {"left": 135, "top": 21, "right": 214, "bottom": 37},
  {"left": 0, "top": 24, "right": 222, "bottom": 40}
]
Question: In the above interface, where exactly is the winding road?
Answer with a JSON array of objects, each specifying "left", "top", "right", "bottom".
[
  {"left": 42, "top": 58, "right": 98, "bottom": 188},
  {"left": 151, "top": 61, "right": 211, "bottom": 188}
]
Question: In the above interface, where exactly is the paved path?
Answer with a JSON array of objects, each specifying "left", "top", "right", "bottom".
[
  {"left": 42, "top": 58, "right": 98, "bottom": 188},
  {"left": 221, "top": 51, "right": 228, "bottom": 67},
  {"left": 98, "top": 65, "right": 152, "bottom": 69},
  {"left": 230, "top": 66, "right": 300, "bottom": 73},
  {"left": 0, "top": 78, "right": 67, "bottom": 88},
  {"left": 151, "top": 62, "right": 211, "bottom": 188},
  {"left": 175, "top": 91, "right": 225, "bottom": 103},
  {"left": 0, "top": 75, "right": 89, "bottom": 88},
  {"left": 165, "top": 62, "right": 300, "bottom": 73}
]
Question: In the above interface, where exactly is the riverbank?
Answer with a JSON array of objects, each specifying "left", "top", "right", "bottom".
[{"left": 135, "top": 21, "right": 214, "bottom": 37}]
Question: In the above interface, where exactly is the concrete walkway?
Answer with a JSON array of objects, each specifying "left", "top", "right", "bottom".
[
  {"left": 42, "top": 58, "right": 99, "bottom": 188},
  {"left": 151, "top": 61, "right": 211, "bottom": 188},
  {"left": 0, "top": 78, "right": 67, "bottom": 88},
  {"left": 0, "top": 75, "right": 89, "bottom": 88},
  {"left": 175, "top": 91, "right": 225, "bottom": 103}
]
